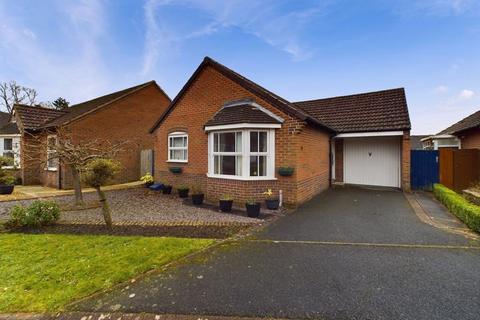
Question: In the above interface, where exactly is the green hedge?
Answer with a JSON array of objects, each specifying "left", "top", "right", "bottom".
[{"left": 433, "top": 184, "right": 480, "bottom": 233}]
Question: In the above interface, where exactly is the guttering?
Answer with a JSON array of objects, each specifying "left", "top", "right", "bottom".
[
  {"left": 204, "top": 123, "right": 282, "bottom": 131},
  {"left": 335, "top": 131, "right": 403, "bottom": 138}
]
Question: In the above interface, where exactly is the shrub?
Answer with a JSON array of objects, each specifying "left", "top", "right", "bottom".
[
  {"left": 0, "top": 156, "right": 15, "bottom": 185},
  {"left": 433, "top": 184, "right": 480, "bottom": 233},
  {"left": 176, "top": 185, "right": 189, "bottom": 191},
  {"left": 140, "top": 172, "right": 154, "bottom": 184},
  {"left": 83, "top": 158, "right": 121, "bottom": 188},
  {"left": 8, "top": 200, "right": 60, "bottom": 227}
]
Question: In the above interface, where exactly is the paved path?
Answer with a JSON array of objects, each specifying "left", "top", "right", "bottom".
[{"left": 70, "top": 187, "right": 480, "bottom": 320}]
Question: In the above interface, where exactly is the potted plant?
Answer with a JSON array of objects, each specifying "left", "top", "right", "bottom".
[
  {"left": 0, "top": 156, "right": 16, "bottom": 195},
  {"left": 245, "top": 199, "right": 261, "bottom": 218},
  {"left": 169, "top": 167, "right": 182, "bottom": 174},
  {"left": 140, "top": 172, "right": 154, "bottom": 187},
  {"left": 278, "top": 166, "right": 294, "bottom": 177},
  {"left": 162, "top": 180, "right": 172, "bottom": 194},
  {"left": 177, "top": 185, "right": 189, "bottom": 198},
  {"left": 263, "top": 188, "right": 280, "bottom": 210},
  {"left": 191, "top": 185, "right": 204, "bottom": 205},
  {"left": 219, "top": 195, "right": 233, "bottom": 213}
]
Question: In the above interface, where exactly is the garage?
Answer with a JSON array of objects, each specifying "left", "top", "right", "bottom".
[{"left": 343, "top": 136, "right": 401, "bottom": 188}]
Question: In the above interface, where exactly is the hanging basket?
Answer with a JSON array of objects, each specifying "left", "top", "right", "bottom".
[
  {"left": 278, "top": 167, "right": 294, "bottom": 176},
  {"left": 169, "top": 167, "right": 182, "bottom": 174}
]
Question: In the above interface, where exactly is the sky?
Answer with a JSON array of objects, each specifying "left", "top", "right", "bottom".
[{"left": 0, "top": 0, "right": 479, "bottom": 135}]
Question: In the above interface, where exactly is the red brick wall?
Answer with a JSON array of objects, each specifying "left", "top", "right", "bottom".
[
  {"left": 22, "top": 84, "right": 170, "bottom": 188},
  {"left": 401, "top": 131, "right": 411, "bottom": 191},
  {"left": 457, "top": 128, "right": 480, "bottom": 149},
  {"left": 153, "top": 65, "right": 331, "bottom": 206}
]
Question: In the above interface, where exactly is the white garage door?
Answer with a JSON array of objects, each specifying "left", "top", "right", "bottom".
[{"left": 344, "top": 137, "right": 401, "bottom": 188}]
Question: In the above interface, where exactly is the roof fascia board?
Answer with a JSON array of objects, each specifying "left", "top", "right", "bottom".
[
  {"left": 335, "top": 131, "right": 403, "bottom": 138},
  {"left": 205, "top": 123, "right": 282, "bottom": 131}
]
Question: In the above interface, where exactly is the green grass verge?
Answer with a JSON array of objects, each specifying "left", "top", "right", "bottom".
[
  {"left": 433, "top": 183, "right": 480, "bottom": 233},
  {"left": 0, "top": 234, "right": 214, "bottom": 312}
]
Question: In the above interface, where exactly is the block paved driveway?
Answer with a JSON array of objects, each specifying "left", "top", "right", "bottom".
[{"left": 71, "top": 187, "right": 480, "bottom": 320}]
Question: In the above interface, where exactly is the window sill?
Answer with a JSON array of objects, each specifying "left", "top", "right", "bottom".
[
  {"left": 45, "top": 168, "right": 58, "bottom": 172},
  {"left": 207, "top": 174, "right": 277, "bottom": 181},
  {"left": 166, "top": 160, "right": 188, "bottom": 164}
]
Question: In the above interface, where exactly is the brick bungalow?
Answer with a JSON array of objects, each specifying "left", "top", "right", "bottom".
[
  {"left": 13, "top": 81, "right": 171, "bottom": 188},
  {"left": 150, "top": 57, "right": 411, "bottom": 207},
  {"left": 438, "top": 110, "right": 480, "bottom": 149}
]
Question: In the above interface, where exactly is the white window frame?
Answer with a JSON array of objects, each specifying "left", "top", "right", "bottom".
[
  {"left": 46, "top": 134, "right": 58, "bottom": 171},
  {"left": 0, "top": 135, "right": 20, "bottom": 169},
  {"left": 207, "top": 128, "right": 276, "bottom": 181},
  {"left": 167, "top": 132, "right": 188, "bottom": 163}
]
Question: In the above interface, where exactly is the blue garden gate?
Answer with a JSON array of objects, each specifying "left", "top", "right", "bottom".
[{"left": 411, "top": 150, "right": 439, "bottom": 190}]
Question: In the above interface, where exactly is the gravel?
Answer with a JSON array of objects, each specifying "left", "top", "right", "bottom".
[{"left": 0, "top": 188, "right": 260, "bottom": 225}]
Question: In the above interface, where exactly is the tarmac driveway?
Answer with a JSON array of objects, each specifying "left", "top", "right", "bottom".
[{"left": 71, "top": 187, "right": 480, "bottom": 320}]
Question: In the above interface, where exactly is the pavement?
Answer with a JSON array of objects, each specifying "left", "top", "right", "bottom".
[{"left": 69, "top": 187, "right": 480, "bottom": 320}]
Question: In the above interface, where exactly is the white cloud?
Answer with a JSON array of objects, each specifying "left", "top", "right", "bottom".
[
  {"left": 458, "top": 89, "right": 475, "bottom": 100},
  {"left": 434, "top": 85, "right": 448, "bottom": 93},
  {"left": 141, "top": 0, "right": 326, "bottom": 75},
  {"left": 0, "top": 0, "right": 111, "bottom": 104}
]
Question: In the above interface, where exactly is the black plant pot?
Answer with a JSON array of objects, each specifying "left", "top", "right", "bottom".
[
  {"left": 192, "top": 193, "right": 204, "bottom": 205},
  {"left": 162, "top": 185, "right": 172, "bottom": 194},
  {"left": 265, "top": 198, "right": 280, "bottom": 210},
  {"left": 178, "top": 189, "right": 189, "bottom": 198},
  {"left": 0, "top": 185, "right": 14, "bottom": 195},
  {"left": 219, "top": 200, "right": 233, "bottom": 212},
  {"left": 245, "top": 202, "right": 261, "bottom": 218}
]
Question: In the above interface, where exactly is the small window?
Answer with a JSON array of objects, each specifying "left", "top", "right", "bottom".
[
  {"left": 47, "top": 135, "right": 58, "bottom": 170},
  {"left": 3, "top": 138, "right": 14, "bottom": 160},
  {"left": 168, "top": 132, "right": 188, "bottom": 162}
]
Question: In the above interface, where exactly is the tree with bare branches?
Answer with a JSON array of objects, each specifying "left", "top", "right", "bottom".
[
  {"left": 0, "top": 81, "right": 38, "bottom": 113},
  {"left": 23, "top": 127, "right": 129, "bottom": 206}
]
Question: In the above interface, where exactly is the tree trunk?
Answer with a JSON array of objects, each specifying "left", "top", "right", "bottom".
[
  {"left": 95, "top": 186, "right": 112, "bottom": 228},
  {"left": 71, "top": 166, "right": 84, "bottom": 206}
]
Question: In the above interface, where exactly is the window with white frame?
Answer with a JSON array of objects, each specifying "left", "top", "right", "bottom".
[
  {"left": 46, "top": 135, "right": 58, "bottom": 170},
  {"left": 208, "top": 129, "right": 275, "bottom": 180},
  {"left": 3, "top": 138, "right": 13, "bottom": 160},
  {"left": 168, "top": 132, "right": 188, "bottom": 162}
]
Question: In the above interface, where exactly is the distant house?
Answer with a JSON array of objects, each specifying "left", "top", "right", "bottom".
[
  {"left": 13, "top": 81, "right": 171, "bottom": 188},
  {"left": 439, "top": 110, "right": 480, "bottom": 149},
  {"left": 150, "top": 57, "right": 411, "bottom": 207},
  {"left": 420, "top": 134, "right": 460, "bottom": 150},
  {"left": 410, "top": 135, "right": 429, "bottom": 150}
]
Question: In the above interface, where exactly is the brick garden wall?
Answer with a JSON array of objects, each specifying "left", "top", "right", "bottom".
[{"left": 153, "top": 65, "right": 331, "bottom": 207}]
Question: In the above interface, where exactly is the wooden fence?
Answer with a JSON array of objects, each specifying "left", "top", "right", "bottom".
[
  {"left": 140, "top": 149, "right": 154, "bottom": 176},
  {"left": 439, "top": 148, "right": 480, "bottom": 192}
]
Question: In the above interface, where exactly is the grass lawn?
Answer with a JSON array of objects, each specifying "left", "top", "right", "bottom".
[{"left": 0, "top": 233, "right": 214, "bottom": 313}]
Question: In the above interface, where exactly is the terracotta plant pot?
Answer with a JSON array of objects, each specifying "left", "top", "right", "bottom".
[
  {"left": 219, "top": 199, "right": 233, "bottom": 212},
  {"left": 245, "top": 202, "right": 261, "bottom": 218},
  {"left": 265, "top": 198, "right": 280, "bottom": 210},
  {"left": 162, "top": 185, "right": 172, "bottom": 194},
  {"left": 192, "top": 194, "right": 204, "bottom": 205},
  {"left": 177, "top": 188, "right": 189, "bottom": 198},
  {"left": 0, "top": 185, "right": 14, "bottom": 195}
]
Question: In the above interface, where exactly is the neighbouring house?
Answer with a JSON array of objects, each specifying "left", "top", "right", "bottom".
[
  {"left": 438, "top": 110, "right": 480, "bottom": 149},
  {"left": 150, "top": 57, "right": 411, "bottom": 207},
  {"left": 410, "top": 135, "right": 430, "bottom": 150},
  {"left": 0, "top": 112, "right": 21, "bottom": 180},
  {"left": 13, "top": 81, "right": 171, "bottom": 188},
  {"left": 420, "top": 134, "right": 460, "bottom": 150}
]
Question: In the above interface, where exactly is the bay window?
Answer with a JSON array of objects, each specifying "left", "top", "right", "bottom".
[
  {"left": 208, "top": 129, "right": 275, "bottom": 180},
  {"left": 168, "top": 132, "right": 188, "bottom": 162}
]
